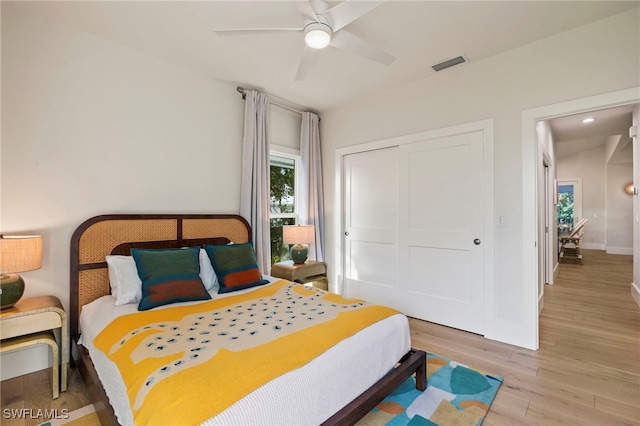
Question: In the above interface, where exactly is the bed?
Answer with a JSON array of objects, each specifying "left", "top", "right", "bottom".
[{"left": 70, "top": 214, "right": 426, "bottom": 425}]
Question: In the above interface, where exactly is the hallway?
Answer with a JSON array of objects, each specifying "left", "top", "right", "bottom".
[{"left": 539, "top": 249, "right": 638, "bottom": 423}]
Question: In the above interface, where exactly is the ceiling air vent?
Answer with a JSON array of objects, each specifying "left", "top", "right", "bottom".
[{"left": 432, "top": 55, "right": 467, "bottom": 72}]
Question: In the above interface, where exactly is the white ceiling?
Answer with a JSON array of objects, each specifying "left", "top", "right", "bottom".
[
  {"left": 549, "top": 104, "right": 636, "bottom": 163},
  {"left": 5, "top": 0, "right": 638, "bottom": 112}
]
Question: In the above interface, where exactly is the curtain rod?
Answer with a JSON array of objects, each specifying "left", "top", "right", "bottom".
[{"left": 237, "top": 86, "right": 304, "bottom": 117}]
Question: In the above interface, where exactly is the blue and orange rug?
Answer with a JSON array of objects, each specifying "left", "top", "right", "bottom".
[{"left": 358, "top": 353, "right": 503, "bottom": 425}]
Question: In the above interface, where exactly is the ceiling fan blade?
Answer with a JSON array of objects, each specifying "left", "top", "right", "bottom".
[
  {"left": 296, "top": 0, "right": 319, "bottom": 21},
  {"left": 309, "top": 0, "right": 331, "bottom": 18},
  {"left": 295, "top": 45, "right": 318, "bottom": 81},
  {"left": 215, "top": 28, "right": 302, "bottom": 37},
  {"left": 331, "top": 29, "right": 395, "bottom": 66},
  {"left": 326, "top": 0, "right": 384, "bottom": 32}
]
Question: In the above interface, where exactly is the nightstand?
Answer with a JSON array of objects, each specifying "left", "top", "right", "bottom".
[
  {"left": 0, "top": 295, "right": 68, "bottom": 398},
  {"left": 270, "top": 260, "right": 328, "bottom": 290}
]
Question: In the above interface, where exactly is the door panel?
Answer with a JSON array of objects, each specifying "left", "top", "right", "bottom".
[
  {"left": 399, "top": 131, "right": 484, "bottom": 334},
  {"left": 408, "top": 246, "right": 471, "bottom": 301},
  {"left": 348, "top": 240, "right": 396, "bottom": 288},
  {"left": 407, "top": 145, "right": 471, "bottom": 231},
  {"left": 343, "top": 147, "right": 399, "bottom": 308}
]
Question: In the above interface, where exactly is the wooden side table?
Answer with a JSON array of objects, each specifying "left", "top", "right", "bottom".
[
  {"left": 270, "top": 260, "right": 328, "bottom": 290},
  {"left": 0, "top": 295, "right": 68, "bottom": 398}
]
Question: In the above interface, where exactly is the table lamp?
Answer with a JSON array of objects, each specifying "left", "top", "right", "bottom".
[
  {"left": 282, "top": 225, "right": 315, "bottom": 264},
  {"left": 0, "top": 235, "right": 43, "bottom": 309}
]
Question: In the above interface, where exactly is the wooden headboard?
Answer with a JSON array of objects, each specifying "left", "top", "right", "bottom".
[{"left": 69, "top": 214, "right": 251, "bottom": 338}]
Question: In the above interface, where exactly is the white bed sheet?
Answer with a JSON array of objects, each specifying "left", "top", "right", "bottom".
[{"left": 79, "top": 280, "right": 411, "bottom": 426}]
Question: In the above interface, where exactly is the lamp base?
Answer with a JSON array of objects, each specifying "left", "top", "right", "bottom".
[
  {"left": 1, "top": 273, "right": 25, "bottom": 309},
  {"left": 290, "top": 244, "right": 308, "bottom": 264}
]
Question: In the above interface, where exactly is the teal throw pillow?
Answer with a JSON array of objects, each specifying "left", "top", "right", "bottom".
[
  {"left": 204, "top": 242, "right": 269, "bottom": 293},
  {"left": 131, "top": 247, "right": 211, "bottom": 311}
]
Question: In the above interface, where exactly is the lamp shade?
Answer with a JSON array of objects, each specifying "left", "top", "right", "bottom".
[
  {"left": 0, "top": 235, "right": 43, "bottom": 273},
  {"left": 1, "top": 235, "right": 42, "bottom": 309},
  {"left": 283, "top": 225, "right": 315, "bottom": 245}
]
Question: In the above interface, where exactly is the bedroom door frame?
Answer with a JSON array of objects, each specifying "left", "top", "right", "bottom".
[
  {"left": 334, "top": 119, "right": 494, "bottom": 336},
  {"left": 522, "top": 86, "right": 640, "bottom": 350}
]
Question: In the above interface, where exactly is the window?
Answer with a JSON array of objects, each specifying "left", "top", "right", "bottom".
[
  {"left": 557, "top": 179, "right": 583, "bottom": 233},
  {"left": 270, "top": 151, "right": 300, "bottom": 264}
]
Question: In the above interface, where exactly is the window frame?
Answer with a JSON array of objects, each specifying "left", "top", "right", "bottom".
[
  {"left": 270, "top": 145, "right": 301, "bottom": 264},
  {"left": 270, "top": 145, "right": 300, "bottom": 224}
]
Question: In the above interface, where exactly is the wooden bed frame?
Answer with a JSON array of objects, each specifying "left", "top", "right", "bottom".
[{"left": 70, "top": 214, "right": 426, "bottom": 425}]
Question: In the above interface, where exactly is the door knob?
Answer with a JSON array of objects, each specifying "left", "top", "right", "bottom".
[
  {"left": 473, "top": 238, "right": 481, "bottom": 245},
  {"left": 344, "top": 231, "right": 349, "bottom": 236}
]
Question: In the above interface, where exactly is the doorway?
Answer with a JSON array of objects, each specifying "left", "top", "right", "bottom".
[{"left": 522, "top": 87, "right": 640, "bottom": 350}]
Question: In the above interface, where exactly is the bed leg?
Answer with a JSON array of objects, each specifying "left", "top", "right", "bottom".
[{"left": 415, "top": 351, "right": 426, "bottom": 391}]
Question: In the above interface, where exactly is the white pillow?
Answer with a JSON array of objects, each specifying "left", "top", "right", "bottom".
[
  {"left": 106, "top": 249, "right": 219, "bottom": 306},
  {"left": 106, "top": 255, "right": 142, "bottom": 306},
  {"left": 199, "top": 248, "right": 219, "bottom": 292}
]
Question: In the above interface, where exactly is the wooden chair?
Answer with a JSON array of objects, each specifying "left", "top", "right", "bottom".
[{"left": 559, "top": 218, "right": 588, "bottom": 262}]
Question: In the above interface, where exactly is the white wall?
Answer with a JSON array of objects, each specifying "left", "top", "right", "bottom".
[
  {"left": 270, "top": 107, "right": 302, "bottom": 150},
  {"left": 321, "top": 9, "right": 639, "bottom": 348},
  {"left": 606, "top": 162, "right": 634, "bottom": 253},
  {"left": 557, "top": 145, "right": 634, "bottom": 254},
  {"left": 557, "top": 146, "right": 607, "bottom": 249},
  {"left": 1, "top": 7, "right": 247, "bottom": 379}
]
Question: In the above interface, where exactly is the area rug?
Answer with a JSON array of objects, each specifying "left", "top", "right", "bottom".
[{"left": 357, "top": 353, "right": 503, "bottom": 426}]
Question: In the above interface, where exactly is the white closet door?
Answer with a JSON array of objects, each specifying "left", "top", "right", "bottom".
[
  {"left": 343, "top": 147, "right": 400, "bottom": 309},
  {"left": 398, "top": 130, "right": 485, "bottom": 334}
]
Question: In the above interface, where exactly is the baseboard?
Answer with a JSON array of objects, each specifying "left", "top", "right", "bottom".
[
  {"left": 583, "top": 243, "right": 605, "bottom": 250},
  {"left": 632, "top": 282, "right": 640, "bottom": 309},
  {"left": 606, "top": 246, "right": 634, "bottom": 255}
]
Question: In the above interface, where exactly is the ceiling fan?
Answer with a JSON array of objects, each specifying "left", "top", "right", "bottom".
[{"left": 213, "top": 0, "right": 395, "bottom": 81}]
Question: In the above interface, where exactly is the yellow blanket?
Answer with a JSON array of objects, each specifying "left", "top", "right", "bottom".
[{"left": 94, "top": 280, "right": 400, "bottom": 425}]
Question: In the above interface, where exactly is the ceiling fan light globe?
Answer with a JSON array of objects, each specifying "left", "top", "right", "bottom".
[{"left": 304, "top": 23, "right": 332, "bottom": 49}]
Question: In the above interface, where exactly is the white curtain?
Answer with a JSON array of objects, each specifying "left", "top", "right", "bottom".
[
  {"left": 299, "top": 111, "right": 325, "bottom": 261},
  {"left": 240, "top": 90, "right": 271, "bottom": 273}
]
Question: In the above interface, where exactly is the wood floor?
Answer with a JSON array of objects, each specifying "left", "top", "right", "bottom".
[
  {"left": 1, "top": 363, "right": 90, "bottom": 426},
  {"left": 1, "top": 249, "right": 638, "bottom": 425},
  {"left": 411, "top": 249, "right": 639, "bottom": 425}
]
